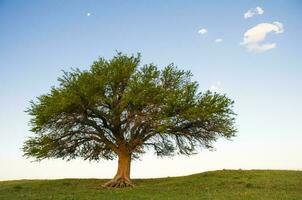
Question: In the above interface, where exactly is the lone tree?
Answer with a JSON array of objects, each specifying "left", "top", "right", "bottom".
[{"left": 23, "top": 53, "right": 236, "bottom": 188}]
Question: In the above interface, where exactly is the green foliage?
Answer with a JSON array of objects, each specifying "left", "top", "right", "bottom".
[
  {"left": 23, "top": 52, "right": 236, "bottom": 161},
  {"left": 1, "top": 170, "right": 301, "bottom": 200}
]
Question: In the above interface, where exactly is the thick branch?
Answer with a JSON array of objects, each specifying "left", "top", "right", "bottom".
[{"left": 81, "top": 117, "right": 118, "bottom": 153}]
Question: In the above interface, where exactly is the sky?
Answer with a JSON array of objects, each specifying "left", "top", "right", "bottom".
[{"left": 0, "top": 0, "right": 301, "bottom": 180}]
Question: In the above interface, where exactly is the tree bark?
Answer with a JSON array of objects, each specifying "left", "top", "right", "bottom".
[{"left": 103, "top": 151, "right": 133, "bottom": 188}]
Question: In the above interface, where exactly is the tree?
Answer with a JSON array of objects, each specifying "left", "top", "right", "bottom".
[{"left": 23, "top": 52, "right": 236, "bottom": 188}]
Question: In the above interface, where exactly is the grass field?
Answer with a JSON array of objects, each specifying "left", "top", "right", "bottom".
[{"left": 0, "top": 170, "right": 301, "bottom": 200}]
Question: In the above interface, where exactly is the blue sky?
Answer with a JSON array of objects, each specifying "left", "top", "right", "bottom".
[{"left": 0, "top": 0, "right": 301, "bottom": 180}]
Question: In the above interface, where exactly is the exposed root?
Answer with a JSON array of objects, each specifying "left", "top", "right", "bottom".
[{"left": 102, "top": 177, "right": 134, "bottom": 188}]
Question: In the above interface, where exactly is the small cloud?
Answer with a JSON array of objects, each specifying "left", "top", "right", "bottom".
[
  {"left": 209, "top": 81, "right": 222, "bottom": 92},
  {"left": 198, "top": 28, "right": 208, "bottom": 35},
  {"left": 86, "top": 12, "right": 91, "bottom": 17},
  {"left": 215, "top": 38, "right": 223, "bottom": 43},
  {"left": 244, "top": 6, "right": 264, "bottom": 19},
  {"left": 240, "top": 22, "right": 284, "bottom": 53},
  {"left": 256, "top": 6, "right": 264, "bottom": 15},
  {"left": 244, "top": 10, "right": 253, "bottom": 19}
]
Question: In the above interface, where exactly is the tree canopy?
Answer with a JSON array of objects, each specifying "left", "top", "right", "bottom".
[{"left": 23, "top": 52, "right": 236, "bottom": 187}]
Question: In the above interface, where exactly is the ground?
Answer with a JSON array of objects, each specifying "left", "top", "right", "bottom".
[{"left": 0, "top": 170, "right": 301, "bottom": 200}]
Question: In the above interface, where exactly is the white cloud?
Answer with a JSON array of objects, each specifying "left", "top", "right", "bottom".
[
  {"left": 86, "top": 12, "right": 91, "bottom": 17},
  {"left": 256, "top": 6, "right": 264, "bottom": 15},
  {"left": 244, "top": 6, "right": 264, "bottom": 19},
  {"left": 244, "top": 10, "right": 254, "bottom": 19},
  {"left": 198, "top": 28, "right": 207, "bottom": 35},
  {"left": 215, "top": 38, "right": 223, "bottom": 43},
  {"left": 240, "top": 22, "right": 284, "bottom": 53}
]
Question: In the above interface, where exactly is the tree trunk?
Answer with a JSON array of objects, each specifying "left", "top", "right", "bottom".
[{"left": 103, "top": 152, "right": 133, "bottom": 188}]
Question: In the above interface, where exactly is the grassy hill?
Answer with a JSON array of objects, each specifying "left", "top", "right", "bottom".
[{"left": 0, "top": 170, "right": 301, "bottom": 200}]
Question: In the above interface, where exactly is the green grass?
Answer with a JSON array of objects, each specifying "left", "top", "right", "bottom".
[{"left": 0, "top": 170, "right": 301, "bottom": 200}]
